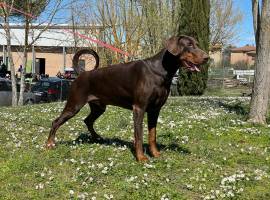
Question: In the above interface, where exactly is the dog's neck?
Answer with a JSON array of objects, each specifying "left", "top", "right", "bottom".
[
  {"left": 146, "top": 49, "right": 180, "bottom": 87},
  {"left": 161, "top": 49, "right": 180, "bottom": 77}
]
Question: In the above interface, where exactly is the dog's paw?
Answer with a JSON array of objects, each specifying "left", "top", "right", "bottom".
[
  {"left": 46, "top": 141, "right": 56, "bottom": 149},
  {"left": 151, "top": 151, "right": 161, "bottom": 158},
  {"left": 136, "top": 155, "right": 149, "bottom": 162}
]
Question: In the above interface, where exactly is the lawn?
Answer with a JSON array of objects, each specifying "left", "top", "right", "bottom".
[
  {"left": 204, "top": 86, "right": 251, "bottom": 97},
  {"left": 0, "top": 97, "right": 269, "bottom": 200}
]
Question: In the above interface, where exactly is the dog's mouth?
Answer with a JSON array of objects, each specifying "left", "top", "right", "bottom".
[{"left": 182, "top": 60, "right": 200, "bottom": 72}]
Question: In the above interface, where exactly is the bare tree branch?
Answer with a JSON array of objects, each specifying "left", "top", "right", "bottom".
[{"left": 210, "top": 0, "right": 243, "bottom": 46}]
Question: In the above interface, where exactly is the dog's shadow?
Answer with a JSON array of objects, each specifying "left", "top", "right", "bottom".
[
  {"left": 217, "top": 101, "right": 248, "bottom": 116},
  {"left": 60, "top": 133, "right": 191, "bottom": 157}
]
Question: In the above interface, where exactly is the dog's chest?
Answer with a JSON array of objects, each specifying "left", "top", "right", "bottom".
[{"left": 149, "top": 87, "right": 169, "bottom": 107}]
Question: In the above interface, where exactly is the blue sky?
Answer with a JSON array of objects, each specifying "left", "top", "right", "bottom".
[
  {"left": 41, "top": 0, "right": 255, "bottom": 47},
  {"left": 234, "top": 0, "right": 255, "bottom": 46}
]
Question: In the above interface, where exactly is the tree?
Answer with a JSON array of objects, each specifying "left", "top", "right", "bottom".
[
  {"left": 73, "top": 0, "right": 180, "bottom": 63},
  {"left": 16, "top": 0, "right": 47, "bottom": 105},
  {"left": 1, "top": 0, "right": 62, "bottom": 106},
  {"left": 139, "top": 0, "right": 180, "bottom": 57},
  {"left": 249, "top": 0, "right": 270, "bottom": 124},
  {"left": 210, "top": 0, "right": 243, "bottom": 46},
  {"left": 71, "top": 0, "right": 144, "bottom": 64},
  {"left": 177, "top": 0, "right": 210, "bottom": 95},
  {"left": 0, "top": 0, "right": 18, "bottom": 106},
  {"left": 16, "top": 0, "right": 62, "bottom": 106}
]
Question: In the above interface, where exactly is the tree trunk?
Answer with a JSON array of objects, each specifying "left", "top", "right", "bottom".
[
  {"left": 18, "top": 47, "right": 28, "bottom": 106},
  {"left": 4, "top": 14, "right": 17, "bottom": 106},
  {"left": 252, "top": 0, "right": 259, "bottom": 41},
  {"left": 18, "top": 13, "right": 30, "bottom": 105},
  {"left": 249, "top": 0, "right": 270, "bottom": 124}
]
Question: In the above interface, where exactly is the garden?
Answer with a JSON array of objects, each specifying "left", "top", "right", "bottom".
[{"left": 0, "top": 97, "right": 269, "bottom": 199}]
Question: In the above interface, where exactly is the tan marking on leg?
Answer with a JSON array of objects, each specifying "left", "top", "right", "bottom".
[{"left": 148, "top": 127, "right": 161, "bottom": 157}]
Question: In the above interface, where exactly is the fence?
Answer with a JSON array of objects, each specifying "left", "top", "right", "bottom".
[
  {"left": 208, "top": 67, "right": 254, "bottom": 89},
  {"left": 169, "top": 67, "right": 254, "bottom": 96}
]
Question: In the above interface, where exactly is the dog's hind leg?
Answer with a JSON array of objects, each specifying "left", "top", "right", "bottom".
[
  {"left": 84, "top": 102, "right": 106, "bottom": 141},
  {"left": 46, "top": 98, "right": 86, "bottom": 148}
]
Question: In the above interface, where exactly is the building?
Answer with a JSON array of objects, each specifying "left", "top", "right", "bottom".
[
  {"left": 230, "top": 45, "right": 256, "bottom": 66},
  {"left": 0, "top": 24, "right": 99, "bottom": 76}
]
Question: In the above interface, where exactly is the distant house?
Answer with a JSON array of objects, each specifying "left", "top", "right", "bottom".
[
  {"left": 230, "top": 45, "right": 256, "bottom": 66},
  {"left": 0, "top": 24, "right": 100, "bottom": 76}
]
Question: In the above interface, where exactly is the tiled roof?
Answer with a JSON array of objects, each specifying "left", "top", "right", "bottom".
[
  {"left": 246, "top": 50, "right": 256, "bottom": 56},
  {"left": 0, "top": 24, "right": 98, "bottom": 47},
  {"left": 231, "top": 45, "right": 256, "bottom": 53}
]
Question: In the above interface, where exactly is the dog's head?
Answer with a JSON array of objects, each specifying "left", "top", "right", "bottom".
[{"left": 166, "top": 35, "right": 209, "bottom": 72}]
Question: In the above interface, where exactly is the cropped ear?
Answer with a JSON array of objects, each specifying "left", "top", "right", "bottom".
[{"left": 165, "top": 36, "right": 182, "bottom": 56}]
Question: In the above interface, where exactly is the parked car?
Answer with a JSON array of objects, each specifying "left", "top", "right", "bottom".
[
  {"left": 64, "top": 67, "right": 77, "bottom": 79},
  {"left": 0, "top": 78, "right": 36, "bottom": 106},
  {"left": 31, "top": 77, "right": 71, "bottom": 103}
]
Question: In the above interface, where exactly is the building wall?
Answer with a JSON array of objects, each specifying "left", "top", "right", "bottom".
[
  {"left": 230, "top": 52, "right": 254, "bottom": 65},
  {"left": 0, "top": 51, "right": 96, "bottom": 76},
  {"left": 35, "top": 52, "right": 73, "bottom": 76}
]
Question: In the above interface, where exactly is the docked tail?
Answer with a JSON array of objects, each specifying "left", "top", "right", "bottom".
[{"left": 72, "top": 48, "right": 100, "bottom": 75}]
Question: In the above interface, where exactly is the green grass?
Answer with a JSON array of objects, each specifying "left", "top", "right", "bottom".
[
  {"left": 0, "top": 97, "right": 270, "bottom": 200},
  {"left": 204, "top": 86, "right": 251, "bottom": 97}
]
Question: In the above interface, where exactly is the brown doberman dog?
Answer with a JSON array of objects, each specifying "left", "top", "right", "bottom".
[{"left": 46, "top": 36, "right": 209, "bottom": 161}]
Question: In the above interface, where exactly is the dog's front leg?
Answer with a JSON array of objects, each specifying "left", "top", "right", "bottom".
[
  {"left": 133, "top": 105, "right": 148, "bottom": 162},
  {"left": 147, "top": 109, "right": 161, "bottom": 158}
]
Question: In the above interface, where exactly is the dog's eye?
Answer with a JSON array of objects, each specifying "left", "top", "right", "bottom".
[{"left": 188, "top": 43, "right": 194, "bottom": 48}]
